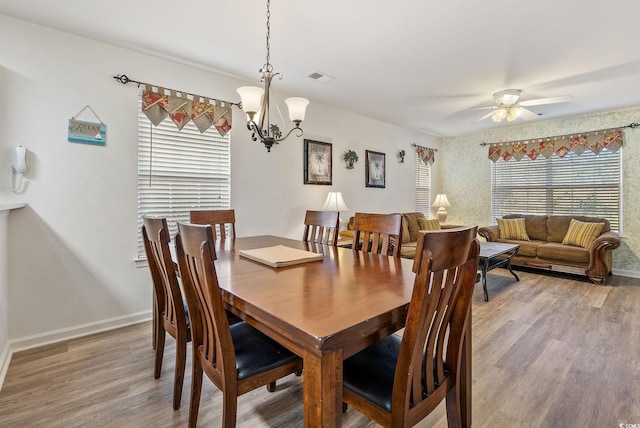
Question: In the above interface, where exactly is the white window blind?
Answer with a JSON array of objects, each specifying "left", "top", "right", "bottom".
[
  {"left": 415, "top": 154, "right": 432, "bottom": 217},
  {"left": 136, "top": 98, "right": 231, "bottom": 259},
  {"left": 490, "top": 150, "right": 621, "bottom": 231}
]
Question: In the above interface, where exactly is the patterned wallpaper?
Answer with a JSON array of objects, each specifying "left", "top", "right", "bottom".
[{"left": 440, "top": 106, "right": 640, "bottom": 274}]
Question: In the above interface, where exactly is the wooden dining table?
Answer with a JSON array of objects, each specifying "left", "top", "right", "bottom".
[{"left": 199, "top": 235, "right": 472, "bottom": 427}]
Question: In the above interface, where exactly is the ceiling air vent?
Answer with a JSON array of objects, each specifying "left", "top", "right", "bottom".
[{"left": 307, "top": 71, "right": 334, "bottom": 83}]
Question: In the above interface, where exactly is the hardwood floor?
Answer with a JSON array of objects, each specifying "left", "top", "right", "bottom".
[{"left": 2, "top": 269, "right": 640, "bottom": 427}]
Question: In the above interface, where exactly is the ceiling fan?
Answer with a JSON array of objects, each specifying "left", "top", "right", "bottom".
[{"left": 476, "top": 89, "right": 573, "bottom": 123}]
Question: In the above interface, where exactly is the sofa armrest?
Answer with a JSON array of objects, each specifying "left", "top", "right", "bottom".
[
  {"left": 592, "top": 231, "right": 621, "bottom": 250},
  {"left": 478, "top": 225, "right": 499, "bottom": 242},
  {"left": 586, "top": 231, "right": 621, "bottom": 280}
]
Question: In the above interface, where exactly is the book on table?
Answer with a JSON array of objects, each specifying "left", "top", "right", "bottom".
[{"left": 239, "top": 244, "right": 324, "bottom": 268}]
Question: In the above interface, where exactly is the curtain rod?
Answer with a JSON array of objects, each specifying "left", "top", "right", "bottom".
[
  {"left": 113, "top": 74, "right": 241, "bottom": 108},
  {"left": 410, "top": 143, "right": 438, "bottom": 152},
  {"left": 478, "top": 122, "right": 639, "bottom": 146}
]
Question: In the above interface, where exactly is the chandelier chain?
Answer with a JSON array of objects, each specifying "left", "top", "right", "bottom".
[{"left": 264, "top": 0, "right": 272, "bottom": 72}]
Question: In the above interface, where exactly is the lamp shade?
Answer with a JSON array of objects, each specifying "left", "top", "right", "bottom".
[
  {"left": 321, "top": 192, "right": 349, "bottom": 211},
  {"left": 432, "top": 194, "right": 451, "bottom": 208},
  {"left": 236, "top": 86, "right": 264, "bottom": 114},
  {"left": 285, "top": 97, "right": 310, "bottom": 122}
]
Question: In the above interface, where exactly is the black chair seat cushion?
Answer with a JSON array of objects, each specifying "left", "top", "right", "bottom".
[
  {"left": 343, "top": 334, "right": 402, "bottom": 412},
  {"left": 230, "top": 321, "right": 299, "bottom": 380},
  {"left": 182, "top": 300, "right": 191, "bottom": 330}
]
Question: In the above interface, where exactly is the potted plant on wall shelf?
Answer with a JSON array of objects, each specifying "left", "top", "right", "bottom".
[
  {"left": 343, "top": 150, "right": 359, "bottom": 169},
  {"left": 397, "top": 149, "right": 406, "bottom": 163}
]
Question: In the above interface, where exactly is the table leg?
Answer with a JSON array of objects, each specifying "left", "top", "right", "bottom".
[
  {"left": 303, "top": 349, "right": 343, "bottom": 427},
  {"left": 482, "top": 260, "right": 489, "bottom": 302},
  {"left": 506, "top": 258, "right": 520, "bottom": 282}
]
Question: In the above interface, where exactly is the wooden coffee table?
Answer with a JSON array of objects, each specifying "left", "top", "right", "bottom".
[{"left": 478, "top": 242, "right": 520, "bottom": 302}]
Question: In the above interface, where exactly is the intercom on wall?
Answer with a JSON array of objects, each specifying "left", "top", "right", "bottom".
[{"left": 10, "top": 145, "right": 28, "bottom": 192}]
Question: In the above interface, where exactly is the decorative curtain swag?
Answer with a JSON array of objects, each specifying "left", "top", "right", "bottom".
[
  {"left": 413, "top": 144, "right": 436, "bottom": 166},
  {"left": 141, "top": 85, "right": 232, "bottom": 135},
  {"left": 486, "top": 126, "right": 633, "bottom": 163},
  {"left": 115, "top": 74, "right": 235, "bottom": 136}
]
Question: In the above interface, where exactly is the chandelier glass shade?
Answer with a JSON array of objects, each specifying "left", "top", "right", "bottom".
[{"left": 236, "top": 0, "right": 309, "bottom": 152}]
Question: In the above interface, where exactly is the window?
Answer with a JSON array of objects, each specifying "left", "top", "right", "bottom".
[
  {"left": 136, "top": 98, "right": 231, "bottom": 259},
  {"left": 415, "top": 153, "right": 432, "bottom": 217},
  {"left": 490, "top": 150, "right": 621, "bottom": 231}
]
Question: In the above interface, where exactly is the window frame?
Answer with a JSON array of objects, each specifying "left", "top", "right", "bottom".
[
  {"left": 415, "top": 153, "right": 432, "bottom": 218},
  {"left": 490, "top": 149, "right": 622, "bottom": 232},
  {"left": 136, "top": 97, "right": 231, "bottom": 261}
]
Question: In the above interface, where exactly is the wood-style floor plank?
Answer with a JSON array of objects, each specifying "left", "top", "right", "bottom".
[{"left": 1, "top": 269, "right": 640, "bottom": 427}]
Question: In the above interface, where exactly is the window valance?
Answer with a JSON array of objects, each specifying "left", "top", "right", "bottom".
[
  {"left": 413, "top": 144, "right": 436, "bottom": 165},
  {"left": 114, "top": 74, "right": 235, "bottom": 137},
  {"left": 142, "top": 86, "right": 233, "bottom": 136},
  {"left": 486, "top": 124, "right": 638, "bottom": 162}
]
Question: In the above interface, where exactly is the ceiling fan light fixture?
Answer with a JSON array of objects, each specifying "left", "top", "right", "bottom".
[
  {"left": 494, "top": 89, "right": 522, "bottom": 106},
  {"left": 492, "top": 108, "right": 507, "bottom": 122},
  {"left": 506, "top": 106, "right": 522, "bottom": 121}
]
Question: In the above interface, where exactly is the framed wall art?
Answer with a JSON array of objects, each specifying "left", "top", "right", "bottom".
[
  {"left": 304, "top": 139, "right": 332, "bottom": 185},
  {"left": 365, "top": 150, "right": 386, "bottom": 188}
]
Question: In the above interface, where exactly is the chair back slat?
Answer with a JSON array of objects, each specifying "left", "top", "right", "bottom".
[
  {"left": 175, "top": 223, "right": 235, "bottom": 384},
  {"left": 190, "top": 209, "right": 236, "bottom": 241},
  {"left": 351, "top": 212, "right": 403, "bottom": 257},
  {"left": 303, "top": 210, "right": 340, "bottom": 246}
]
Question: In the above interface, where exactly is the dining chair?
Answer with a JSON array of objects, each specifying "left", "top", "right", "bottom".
[
  {"left": 351, "top": 212, "right": 403, "bottom": 257},
  {"left": 175, "top": 222, "right": 303, "bottom": 428},
  {"left": 190, "top": 209, "right": 237, "bottom": 241},
  {"left": 141, "top": 216, "right": 190, "bottom": 410},
  {"left": 342, "top": 226, "right": 480, "bottom": 427},
  {"left": 302, "top": 210, "right": 340, "bottom": 246}
]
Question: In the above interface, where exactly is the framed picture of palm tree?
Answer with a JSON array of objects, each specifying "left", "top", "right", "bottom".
[
  {"left": 304, "top": 139, "right": 332, "bottom": 185},
  {"left": 365, "top": 150, "right": 385, "bottom": 188}
]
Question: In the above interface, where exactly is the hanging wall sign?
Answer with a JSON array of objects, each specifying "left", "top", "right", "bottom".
[{"left": 68, "top": 105, "right": 106, "bottom": 146}]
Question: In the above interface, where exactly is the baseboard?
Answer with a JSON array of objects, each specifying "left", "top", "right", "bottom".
[
  {"left": 0, "top": 310, "right": 152, "bottom": 392},
  {"left": 612, "top": 268, "right": 640, "bottom": 279}
]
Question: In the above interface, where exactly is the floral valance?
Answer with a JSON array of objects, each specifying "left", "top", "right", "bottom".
[
  {"left": 487, "top": 128, "right": 626, "bottom": 162},
  {"left": 415, "top": 145, "right": 436, "bottom": 165},
  {"left": 142, "top": 85, "right": 233, "bottom": 136}
]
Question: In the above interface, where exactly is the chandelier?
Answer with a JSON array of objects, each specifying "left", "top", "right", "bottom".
[{"left": 236, "top": 0, "right": 309, "bottom": 152}]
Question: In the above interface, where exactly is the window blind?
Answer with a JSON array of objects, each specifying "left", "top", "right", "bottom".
[
  {"left": 136, "top": 97, "right": 231, "bottom": 259},
  {"left": 490, "top": 149, "right": 621, "bottom": 231},
  {"left": 415, "top": 153, "right": 432, "bottom": 217}
]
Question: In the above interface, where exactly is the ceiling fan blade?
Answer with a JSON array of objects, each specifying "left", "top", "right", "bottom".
[
  {"left": 520, "top": 95, "right": 573, "bottom": 107},
  {"left": 476, "top": 110, "right": 496, "bottom": 122},
  {"left": 518, "top": 107, "right": 539, "bottom": 120},
  {"left": 469, "top": 106, "right": 496, "bottom": 111}
]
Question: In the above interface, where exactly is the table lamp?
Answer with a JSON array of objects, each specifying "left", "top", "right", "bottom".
[
  {"left": 321, "top": 192, "right": 349, "bottom": 229},
  {"left": 432, "top": 194, "right": 451, "bottom": 223},
  {"left": 321, "top": 191, "right": 349, "bottom": 212}
]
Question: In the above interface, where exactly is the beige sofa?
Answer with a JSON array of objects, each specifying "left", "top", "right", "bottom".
[
  {"left": 339, "top": 212, "right": 454, "bottom": 259},
  {"left": 478, "top": 214, "right": 621, "bottom": 285}
]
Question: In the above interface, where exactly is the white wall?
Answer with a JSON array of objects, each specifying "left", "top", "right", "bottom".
[
  {"left": 440, "top": 107, "right": 640, "bottom": 275},
  {"left": 0, "top": 14, "right": 439, "bottom": 345}
]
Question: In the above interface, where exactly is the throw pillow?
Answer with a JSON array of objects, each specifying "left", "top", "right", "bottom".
[
  {"left": 497, "top": 218, "right": 530, "bottom": 241},
  {"left": 418, "top": 218, "right": 441, "bottom": 230},
  {"left": 401, "top": 218, "right": 411, "bottom": 243},
  {"left": 562, "top": 219, "right": 604, "bottom": 248}
]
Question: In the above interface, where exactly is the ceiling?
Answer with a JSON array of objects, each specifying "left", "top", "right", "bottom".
[{"left": 2, "top": 0, "right": 640, "bottom": 137}]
